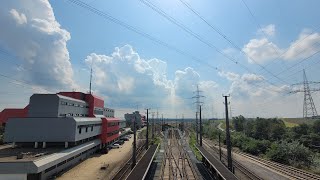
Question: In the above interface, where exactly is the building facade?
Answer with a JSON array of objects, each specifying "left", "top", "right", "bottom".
[
  {"left": 0, "top": 91, "right": 120, "bottom": 180},
  {"left": 125, "top": 111, "right": 144, "bottom": 129}
]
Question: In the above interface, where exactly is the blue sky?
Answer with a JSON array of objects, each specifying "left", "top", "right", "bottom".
[{"left": 1, "top": 0, "right": 320, "bottom": 118}]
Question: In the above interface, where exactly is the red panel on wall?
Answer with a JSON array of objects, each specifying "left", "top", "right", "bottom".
[
  {"left": 100, "top": 118, "right": 108, "bottom": 144},
  {"left": 0, "top": 105, "right": 28, "bottom": 125},
  {"left": 99, "top": 118, "right": 120, "bottom": 144},
  {"left": 57, "top": 92, "right": 86, "bottom": 101}
]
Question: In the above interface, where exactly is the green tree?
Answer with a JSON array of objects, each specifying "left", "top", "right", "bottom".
[
  {"left": 253, "top": 117, "right": 270, "bottom": 140},
  {"left": 270, "top": 118, "right": 286, "bottom": 141},
  {"left": 244, "top": 120, "right": 255, "bottom": 137},
  {"left": 232, "top": 115, "right": 246, "bottom": 132},
  {"left": 266, "top": 141, "right": 314, "bottom": 168},
  {"left": 312, "top": 120, "right": 320, "bottom": 134},
  {"left": 292, "top": 123, "right": 310, "bottom": 138}
]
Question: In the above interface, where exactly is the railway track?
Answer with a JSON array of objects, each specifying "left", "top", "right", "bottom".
[
  {"left": 203, "top": 139, "right": 320, "bottom": 180},
  {"left": 112, "top": 141, "right": 146, "bottom": 180},
  {"left": 202, "top": 140, "right": 261, "bottom": 180},
  {"left": 235, "top": 150, "right": 320, "bottom": 180},
  {"left": 161, "top": 128, "right": 199, "bottom": 180}
]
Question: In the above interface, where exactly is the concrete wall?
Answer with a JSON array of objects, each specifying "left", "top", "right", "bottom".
[
  {"left": 28, "top": 94, "right": 89, "bottom": 118},
  {"left": 0, "top": 174, "right": 27, "bottom": 180},
  {"left": 28, "top": 94, "right": 59, "bottom": 117},
  {"left": 74, "top": 119, "right": 101, "bottom": 142},
  {"left": 4, "top": 117, "right": 101, "bottom": 143}
]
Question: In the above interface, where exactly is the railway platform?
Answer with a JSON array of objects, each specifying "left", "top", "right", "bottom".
[
  {"left": 196, "top": 145, "right": 238, "bottom": 180},
  {"left": 126, "top": 144, "right": 159, "bottom": 180}
]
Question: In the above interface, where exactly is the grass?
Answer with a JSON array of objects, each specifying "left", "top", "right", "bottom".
[
  {"left": 282, "top": 118, "right": 318, "bottom": 127},
  {"left": 152, "top": 136, "right": 161, "bottom": 145},
  {"left": 189, "top": 131, "right": 202, "bottom": 161},
  {"left": 283, "top": 120, "right": 299, "bottom": 128}
]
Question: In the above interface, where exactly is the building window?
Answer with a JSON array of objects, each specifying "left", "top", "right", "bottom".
[
  {"left": 79, "top": 128, "right": 82, "bottom": 134},
  {"left": 61, "top": 101, "right": 67, "bottom": 105},
  {"left": 86, "top": 127, "right": 88, "bottom": 132},
  {"left": 91, "top": 126, "right": 94, "bottom": 131},
  {"left": 94, "top": 109, "right": 103, "bottom": 115}
]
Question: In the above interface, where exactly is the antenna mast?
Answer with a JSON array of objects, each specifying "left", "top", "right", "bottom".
[{"left": 89, "top": 61, "right": 93, "bottom": 94}]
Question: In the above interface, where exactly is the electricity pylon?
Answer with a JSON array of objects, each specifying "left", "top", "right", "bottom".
[{"left": 289, "top": 69, "right": 320, "bottom": 119}]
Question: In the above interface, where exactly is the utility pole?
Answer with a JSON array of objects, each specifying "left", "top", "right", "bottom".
[
  {"left": 145, "top": 108, "right": 150, "bottom": 150},
  {"left": 199, "top": 105, "right": 202, "bottom": 146},
  {"left": 132, "top": 115, "right": 137, "bottom": 169},
  {"left": 161, "top": 114, "right": 163, "bottom": 131},
  {"left": 192, "top": 85, "right": 204, "bottom": 141},
  {"left": 152, "top": 112, "right": 155, "bottom": 139},
  {"left": 176, "top": 115, "right": 178, "bottom": 129},
  {"left": 219, "top": 131, "right": 222, "bottom": 161},
  {"left": 89, "top": 60, "right": 93, "bottom": 94},
  {"left": 223, "top": 95, "right": 233, "bottom": 172},
  {"left": 196, "top": 111, "right": 199, "bottom": 144},
  {"left": 182, "top": 114, "right": 184, "bottom": 132}
]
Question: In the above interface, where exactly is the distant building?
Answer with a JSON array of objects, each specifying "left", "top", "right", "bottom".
[
  {"left": 0, "top": 91, "right": 120, "bottom": 180},
  {"left": 119, "top": 119, "right": 127, "bottom": 130},
  {"left": 124, "top": 111, "right": 144, "bottom": 129}
]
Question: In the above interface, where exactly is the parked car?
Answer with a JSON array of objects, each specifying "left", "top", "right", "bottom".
[
  {"left": 120, "top": 137, "right": 129, "bottom": 141},
  {"left": 111, "top": 144, "right": 120, "bottom": 149},
  {"left": 126, "top": 135, "right": 132, "bottom": 138},
  {"left": 117, "top": 140, "right": 125, "bottom": 145}
]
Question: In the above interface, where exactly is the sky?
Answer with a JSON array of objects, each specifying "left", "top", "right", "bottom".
[{"left": 0, "top": 0, "right": 320, "bottom": 119}]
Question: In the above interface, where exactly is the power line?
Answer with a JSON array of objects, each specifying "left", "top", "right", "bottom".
[
  {"left": 139, "top": 0, "right": 282, "bottom": 88},
  {"left": 177, "top": 0, "right": 288, "bottom": 84},
  {"left": 240, "top": 0, "right": 320, "bottom": 80},
  {"left": 282, "top": 58, "right": 320, "bottom": 82},
  {"left": 265, "top": 25, "right": 320, "bottom": 69},
  {"left": 275, "top": 46, "right": 320, "bottom": 77},
  {"left": 67, "top": 0, "right": 283, "bottom": 94},
  {"left": 0, "top": 73, "right": 52, "bottom": 93},
  {"left": 67, "top": 0, "right": 219, "bottom": 71}
]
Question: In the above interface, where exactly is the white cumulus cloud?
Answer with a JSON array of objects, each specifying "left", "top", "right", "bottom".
[
  {"left": 242, "top": 26, "right": 320, "bottom": 64},
  {"left": 84, "top": 45, "right": 219, "bottom": 117},
  {"left": 0, "top": 0, "right": 77, "bottom": 90},
  {"left": 258, "top": 24, "right": 275, "bottom": 37},
  {"left": 242, "top": 38, "right": 282, "bottom": 64},
  {"left": 283, "top": 32, "right": 320, "bottom": 60}
]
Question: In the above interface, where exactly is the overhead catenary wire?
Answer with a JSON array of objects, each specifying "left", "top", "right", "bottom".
[
  {"left": 264, "top": 25, "right": 320, "bottom": 69},
  {"left": 67, "top": 0, "right": 219, "bottom": 71},
  {"left": 275, "top": 46, "right": 320, "bottom": 77},
  {"left": 66, "top": 0, "right": 281, "bottom": 93},
  {"left": 239, "top": 0, "right": 320, "bottom": 80},
  {"left": 177, "top": 0, "right": 289, "bottom": 84},
  {"left": 138, "top": 0, "right": 283, "bottom": 88}
]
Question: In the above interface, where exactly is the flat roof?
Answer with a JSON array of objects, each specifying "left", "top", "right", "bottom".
[
  {"left": 0, "top": 140, "right": 101, "bottom": 174},
  {"left": 0, "top": 145, "right": 63, "bottom": 162},
  {"left": 73, "top": 117, "right": 102, "bottom": 123},
  {"left": 57, "top": 94, "right": 87, "bottom": 104}
]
